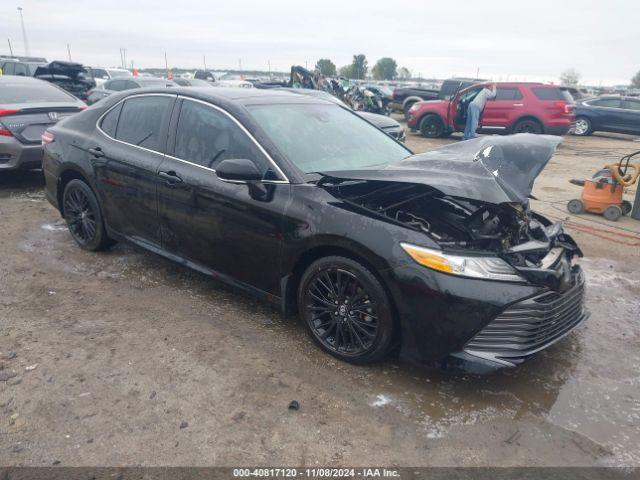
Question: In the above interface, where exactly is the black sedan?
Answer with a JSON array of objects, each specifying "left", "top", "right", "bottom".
[
  {"left": 42, "top": 88, "right": 587, "bottom": 372},
  {"left": 86, "top": 77, "right": 177, "bottom": 105},
  {"left": 574, "top": 96, "right": 640, "bottom": 136}
]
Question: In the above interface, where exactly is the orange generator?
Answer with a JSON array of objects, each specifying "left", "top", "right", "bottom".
[{"left": 567, "top": 151, "right": 639, "bottom": 222}]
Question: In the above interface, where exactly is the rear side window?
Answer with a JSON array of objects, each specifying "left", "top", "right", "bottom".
[
  {"left": 0, "top": 82, "right": 76, "bottom": 103},
  {"left": 2, "top": 62, "right": 15, "bottom": 75},
  {"left": 532, "top": 87, "right": 573, "bottom": 101},
  {"left": 590, "top": 98, "right": 622, "bottom": 108},
  {"left": 495, "top": 87, "right": 523, "bottom": 100},
  {"left": 99, "top": 103, "right": 123, "bottom": 137},
  {"left": 624, "top": 99, "right": 640, "bottom": 111},
  {"left": 115, "top": 96, "right": 172, "bottom": 151},
  {"left": 174, "top": 99, "right": 267, "bottom": 171},
  {"left": 106, "top": 79, "right": 126, "bottom": 91}
]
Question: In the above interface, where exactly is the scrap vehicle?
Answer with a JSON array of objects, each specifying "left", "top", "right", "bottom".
[
  {"left": 85, "top": 77, "right": 177, "bottom": 104},
  {"left": 573, "top": 95, "right": 640, "bottom": 136},
  {"left": 86, "top": 67, "right": 132, "bottom": 87},
  {"left": 33, "top": 61, "right": 96, "bottom": 100},
  {"left": 0, "top": 56, "right": 47, "bottom": 77},
  {"left": 391, "top": 78, "right": 480, "bottom": 115},
  {"left": 0, "top": 75, "right": 86, "bottom": 171},
  {"left": 567, "top": 150, "right": 639, "bottom": 221},
  {"left": 344, "top": 85, "right": 391, "bottom": 115},
  {"left": 280, "top": 88, "right": 405, "bottom": 141},
  {"left": 42, "top": 87, "right": 587, "bottom": 373},
  {"left": 407, "top": 82, "right": 576, "bottom": 138}
]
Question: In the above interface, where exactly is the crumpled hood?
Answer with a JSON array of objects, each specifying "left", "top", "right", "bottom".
[
  {"left": 320, "top": 134, "right": 562, "bottom": 204},
  {"left": 35, "top": 61, "right": 88, "bottom": 80}
]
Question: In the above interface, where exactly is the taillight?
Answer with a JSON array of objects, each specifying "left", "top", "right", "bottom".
[
  {"left": 553, "top": 101, "right": 573, "bottom": 114},
  {"left": 0, "top": 128, "right": 12, "bottom": 137},
  {"left": 78, "top": 104, "right": 88, "bottom": 110},
  {"left": 0, "top": 109, "right": 20, "bottom": 117},
  {"left": 41, "top": 130, "right": 55, "bottom": 145}
]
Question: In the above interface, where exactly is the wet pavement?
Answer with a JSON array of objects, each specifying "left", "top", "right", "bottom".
[{"left": 1, "top": 133, "right": 639, "bottom": 467}]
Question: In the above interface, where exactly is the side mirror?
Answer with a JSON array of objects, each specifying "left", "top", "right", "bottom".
[{"left": 215, "top": 158, "right": 263, "bottom": 182}]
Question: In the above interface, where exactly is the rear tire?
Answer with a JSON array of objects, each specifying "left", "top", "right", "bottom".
[
  {"left": 603, "top": 205, "right": 622, "bottom": 221},
  {"left": 573, "top": 116, "right": 592, "bottom": 136},
  {"left": 297, "top": 256, "right": 395, "bottom": 364},
  {"left": 621, "top": 200, "right": 632, "bottom": 215},
  {"left": 513, "top": 118, "right": 543, "bottom": 134},
  {"left": 62, "top": 179, "right": 115, "bottom": 251},
  {"left": 419, "top": 114, "right": 445, "bottom": 138}
]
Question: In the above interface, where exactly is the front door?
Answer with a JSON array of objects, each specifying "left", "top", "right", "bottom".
[
  {"left": 91, "top": 94, "right": 175, "bottom": 246},
  {"left": 156, "top": 98, "right": 288, "bottom": 295}
]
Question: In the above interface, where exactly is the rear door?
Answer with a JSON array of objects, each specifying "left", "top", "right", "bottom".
[
  {"left": 156, "top": 97, "right": 288, "bottom": 294},
  {"left": 91, "top": 94, "right": 176, "bottom": 246},
  {"left": 584, "top": 97, "right": 624, "bottom": 132},
  {"left": 620, "top": 98, "right": 640, "bottom": 134},
  {"left": 481, "top": 86, "right": 523, "bottom": 131}
]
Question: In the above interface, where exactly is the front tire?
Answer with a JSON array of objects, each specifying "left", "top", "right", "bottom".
[
  {"left": 419, "top": 114, "right": 445, "bottom": 138},
  {"left": 573, "top": 116, "right": 592, "bottom": 136},
  {"left": 298, "top": 256, "right": 395, "bottom": 364},
  {"left": 62, "top": 179, "right": 114, "bottom": 251}
]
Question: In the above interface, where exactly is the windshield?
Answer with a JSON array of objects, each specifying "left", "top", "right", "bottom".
[
  {"left": 249, "top": 103, "right": 411, "bottom": 173},
  {"left": 107, "top": 69, "right": 131, "bottom": 78}
]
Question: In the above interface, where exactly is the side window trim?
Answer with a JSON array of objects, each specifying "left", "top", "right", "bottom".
[
  {"left": 170, "top": 96, "right": 289, "bottom": 183},
  {"left": 95, "top": 93, "right": 176, "bottom": 156}
]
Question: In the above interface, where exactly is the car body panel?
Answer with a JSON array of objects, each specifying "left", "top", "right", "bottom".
[{"left": 575, "top": 96, "right": 640, "bottom": 135}]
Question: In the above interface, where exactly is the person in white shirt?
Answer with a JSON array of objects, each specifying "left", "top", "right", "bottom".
[{"left": 463, "top": 83, "right": 497, "bottom": 140}]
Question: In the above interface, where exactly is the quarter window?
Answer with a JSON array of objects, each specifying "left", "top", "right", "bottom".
[
  {"left": 99, "top": 103, "right": 123, "bottom": 137},
  {"left": 174, "top": 100, "right": 267, "bottom": 171},
  {"left": 106, "top": 80, "right": 126, "bottom": 91},
  {"left": 115, "top": 96, "right": 172, "bottom": 152}
]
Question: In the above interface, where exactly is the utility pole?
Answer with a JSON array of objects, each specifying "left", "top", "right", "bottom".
[
  {"left": 268, "top": 60, "right": 271, "bottom": 78},
  {"left": 203, "top": 55, "right": 207, "bottom": 71},
  {"left": 164, "top": 52, "right": 169, "bottom": 78},
  {"left": 17, "top": 7, "right": 30, "bottom": 56},
  {"left": 476, "top": 66, "right": 480, "bottom": 79},
  {"left": 7, "top": 38, "right": 14, "bottom": 56},
  {"left": 67, "top": 44, "right": 72, "bottom": 61},
  {"left": 122, "top": 48, "right": 127, "bottom": 70}
]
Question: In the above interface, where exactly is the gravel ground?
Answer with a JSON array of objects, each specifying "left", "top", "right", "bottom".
[{"left": 1, "top": 125, "right": 639, "bottom": 467}]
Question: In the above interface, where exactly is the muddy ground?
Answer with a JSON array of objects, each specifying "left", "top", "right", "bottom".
[{"left": 1, "top": 123, "right": 639, "bottom": 467}]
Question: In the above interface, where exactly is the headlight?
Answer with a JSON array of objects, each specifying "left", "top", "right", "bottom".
[{"left": 400, "top": 243, "right": 524, "bottom": 282}]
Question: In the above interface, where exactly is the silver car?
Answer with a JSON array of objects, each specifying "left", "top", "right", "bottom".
[{"left": 0, "top": 75, "right": 86, "bottom": 171}]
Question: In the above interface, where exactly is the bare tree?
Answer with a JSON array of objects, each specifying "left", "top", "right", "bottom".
[
  {"left": 560, "top": 68, "right": 581, "bottom": 87},
  {"left": 631, "top": 70, "right": 640, "bottom": 88}
]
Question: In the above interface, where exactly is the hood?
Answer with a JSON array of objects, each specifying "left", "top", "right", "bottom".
[
  {"left": 356, "top": 111, "right": 401, "bottom": 129},
  {"left": 319, "top": 134, "right": 562, "bottom": 205},
  {"left": 34, "top": 61, "right": 88, "bottom": 80}
]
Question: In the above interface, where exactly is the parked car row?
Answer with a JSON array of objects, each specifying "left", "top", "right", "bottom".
[{"left": 40, "top": 87, "right": 588, "bottom": 372}]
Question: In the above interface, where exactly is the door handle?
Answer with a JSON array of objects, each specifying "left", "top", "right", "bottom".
[
  {"left": 158, "top": 170, "right": 183, "bottom": 185},
  {"left": 88, "top": 147, "right": 105, "bottom": 158}
]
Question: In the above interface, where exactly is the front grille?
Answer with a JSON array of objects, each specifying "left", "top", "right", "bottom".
[{"left": 465, "top": 270, "right": 587, "bottom": 365}]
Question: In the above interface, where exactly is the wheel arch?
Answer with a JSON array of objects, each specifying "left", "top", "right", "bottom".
[
  {"left": 402, "top": 96, "right": 424, "bottom": 109},
  {"left": 280, "top": 241, "right": 400, "bottom": 333},
  {"left": 56, "top": 166, "right": 96, "bottom": 216}
]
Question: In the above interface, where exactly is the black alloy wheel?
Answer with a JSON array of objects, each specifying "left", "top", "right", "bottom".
[
  {"left": 63, "top": 179, "right": 114, "bottom": 251},
  {"left": 419, "top": 114, "right": 444, "bottom": 138},
  {"left": 513, "top": 119, "right": 543, "bottom": 134},
  {"left": 299, "top": 256, "right": 394, "bottom": 364}
]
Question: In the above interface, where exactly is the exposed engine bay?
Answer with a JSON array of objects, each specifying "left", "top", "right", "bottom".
[{"left": 324, "top": 179, "right": 582, "bottom": 290}]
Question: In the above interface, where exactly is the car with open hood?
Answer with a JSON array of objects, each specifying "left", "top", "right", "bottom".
[
  {"left": 41, "top": 87, "right": 587, "bottom": 372},
  {"left": 34, "top": 61, "right": 96, "bottom": 101}
]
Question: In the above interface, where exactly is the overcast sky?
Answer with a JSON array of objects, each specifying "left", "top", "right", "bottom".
[{"left": 2, "top": 0, "right": 637, "bottom": 85}]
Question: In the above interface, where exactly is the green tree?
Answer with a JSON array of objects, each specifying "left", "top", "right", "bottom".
[
  {"left": 315, "top": 58, "right": 337, "bottom": 77},
  {"left": 632, "top": 70, "right": 640, "bottom": 88},
  {"left": 372, "top": 57, "right": 398, "bottom": 81},
  {"left": 350, "top": 54, "right": 368, "bottom": 79}
]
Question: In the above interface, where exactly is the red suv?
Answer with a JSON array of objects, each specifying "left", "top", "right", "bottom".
[{"left": 406, "top": 82, "right": 575, "bottom": 138}]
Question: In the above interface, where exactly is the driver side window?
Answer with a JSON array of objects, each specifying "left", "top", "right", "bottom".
[{"left": 174, "top": 100, "right": 268, "bottom": 172}]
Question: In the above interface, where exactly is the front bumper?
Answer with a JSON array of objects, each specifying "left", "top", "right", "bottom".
[
  {"left": 383, "top": 263, "right": 587, "bottom": 372},
  {"left": 0, "top": 136, "right": 44, "bottom": 171}
]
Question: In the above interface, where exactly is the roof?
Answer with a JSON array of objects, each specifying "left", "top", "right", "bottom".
[
  {"left": 166, "top": 86, "right": 330, "bottom": 106},
  {"left": 0, "top": 75, "right": 47, "bottom": 84}
]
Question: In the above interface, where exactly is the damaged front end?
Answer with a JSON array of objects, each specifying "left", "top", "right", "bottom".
[{"left": 318, "top": 134, "right": 588, "bottom": 370}]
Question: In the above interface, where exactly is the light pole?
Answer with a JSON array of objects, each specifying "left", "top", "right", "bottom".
[{"left": 17, "top": 7, "right": 30, "bottom": 57}]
